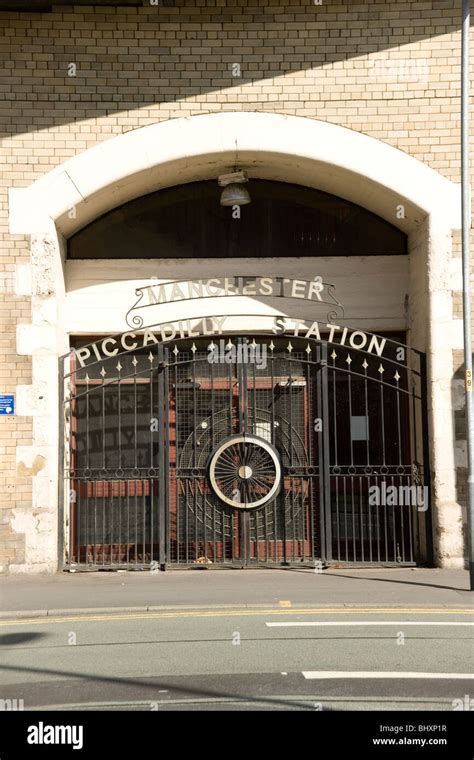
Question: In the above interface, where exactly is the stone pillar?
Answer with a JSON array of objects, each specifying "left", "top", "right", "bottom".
[
  {"left": 12, "top": 232, "right": 67, "bottom": 573},
  {"left": 425, "top": 216, "right": 465, "bottom": 567}
]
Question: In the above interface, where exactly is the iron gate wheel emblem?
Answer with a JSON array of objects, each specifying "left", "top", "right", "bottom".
[{"left": 208, "top": 434, "right": 282, "bottom": 509}]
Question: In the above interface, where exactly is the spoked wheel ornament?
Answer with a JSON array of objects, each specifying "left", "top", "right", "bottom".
[{"left": 208, "top": 434, "right": 282, "bottom": 509}]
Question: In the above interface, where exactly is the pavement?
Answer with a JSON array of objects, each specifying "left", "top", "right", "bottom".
[{"left": 0, "top": 567, "right": 472, "bottom": 618}]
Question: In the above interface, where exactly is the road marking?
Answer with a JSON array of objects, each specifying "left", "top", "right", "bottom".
[
  {"left": 302, "top": 671, "right": 474, "bottom": 680},
  {"left": 267, "top": 621, "right": 474, "bottom": 627},
  {"left": 0, "top": 607, "right": 472, "bottom": 627},
  {"left": 279, "top": 600, "right": 292, "bottom": 608}
]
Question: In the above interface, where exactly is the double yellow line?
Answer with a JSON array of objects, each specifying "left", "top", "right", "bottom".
[{"left": 1, "top": 606, "right": 472, "bottom": 627}]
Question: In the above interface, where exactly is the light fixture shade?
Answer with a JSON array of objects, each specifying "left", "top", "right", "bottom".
[{"left": 220, "top": 183, "right": 251, "bottom": 207}]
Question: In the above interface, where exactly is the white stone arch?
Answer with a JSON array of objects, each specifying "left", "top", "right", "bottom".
[
  {"left": 10, "top": 111, "right": 459, "bottom": 237},
  {"left": 8, "top": 112, "right": 463, "bottom": 571}
]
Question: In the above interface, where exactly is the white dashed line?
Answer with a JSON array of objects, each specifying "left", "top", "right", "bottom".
[
  {"left": 302, "top": 671, "right": 474, "bottom": 680},
  {"left": 266, "top": 621, "right": 474, "bottom": 627}
]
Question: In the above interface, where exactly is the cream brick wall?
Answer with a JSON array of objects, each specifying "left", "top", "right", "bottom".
[{"left": 0, "top": 0, "right": 472, "bottom": 570}]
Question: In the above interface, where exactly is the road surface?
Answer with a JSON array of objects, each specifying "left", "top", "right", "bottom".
[{"left": 1, "top": 606, "right": 473, "bottom": 710}]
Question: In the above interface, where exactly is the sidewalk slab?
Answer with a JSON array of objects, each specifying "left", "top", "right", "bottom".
[{"left": 0, "top": 568, "right": 472, "bottom": 618}]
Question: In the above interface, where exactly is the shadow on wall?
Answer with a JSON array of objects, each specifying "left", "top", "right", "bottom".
[{"left": 0, "top": 0, "right": 461, "bottom": 140}]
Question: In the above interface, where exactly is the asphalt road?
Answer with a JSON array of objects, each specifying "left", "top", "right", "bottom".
[{"left": 1, "top": 607, "right": 473, "bottom": 711}]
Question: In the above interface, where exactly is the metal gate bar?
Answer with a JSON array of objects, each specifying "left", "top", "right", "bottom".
[{"left": 61, "top": 331, "right": 430, "bottom": 570}]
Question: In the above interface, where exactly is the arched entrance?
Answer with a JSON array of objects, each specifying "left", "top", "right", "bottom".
[
  {"left": 11, "top": 111, "right": 463, "bottom": 570},
  {"left": 62, "top": 325, "right": 430, "bottom": 569}
]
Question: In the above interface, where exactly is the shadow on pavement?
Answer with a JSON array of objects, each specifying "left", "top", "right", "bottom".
[
  {"left": 0, "top": 662, "right": 318, "bottom": 711},
  {"left": 321, "top": 572, "right": 471, "bottom": 594},
  {"left": 0, "top": 632, "right": 50, "bottom": 646}
]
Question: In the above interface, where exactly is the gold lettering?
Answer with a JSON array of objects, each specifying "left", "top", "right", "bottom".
[
  {"left": 291, "top": 280, "right": 307, "bottom": 298},
  {"left": 75, "top": 347, "right": 91, "bottom": 368},
  {"left": 258, "top": 277, "right": 273, "bottom": 295},
  {"left": 205, "top": 279, "right": 222, "bottom": 296},
  {"left": 367, "top": 335, "right": 386, "bottom": 356},
  {"left": 304, "top": 321, "right": 321, "bottom": 340},
  {"left": 121, "top": 333, "right": 138, "bottom": 351},
  {"left": 143, "top": 330, "right": 159, "bottom": 346},
  {"left": 169, "top": 283, "right": 185, "bottom": 301},
  {"left": 101, "top": 337, "right": 119, "bottom": 357}
]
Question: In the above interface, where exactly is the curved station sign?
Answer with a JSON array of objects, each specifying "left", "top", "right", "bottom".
[{"left": 125, "top": 275, "right": 344, "bottom": 329}]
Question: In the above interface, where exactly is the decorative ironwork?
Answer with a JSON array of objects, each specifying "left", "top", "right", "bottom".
[
  {"left": 60, "top": 329, "right": 431, "bottom": 570},
  {"left": 208, "top": 434, "right": 282, "bottom": 509}
]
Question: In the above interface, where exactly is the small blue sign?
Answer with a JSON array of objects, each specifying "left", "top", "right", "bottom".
[{"left": 0, "top": 395, "right": 14, "bottom": 415}]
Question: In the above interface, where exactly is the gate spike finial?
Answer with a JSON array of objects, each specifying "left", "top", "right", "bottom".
[
  {"left": 116, "top": 361, "right": 122, "bottom": 372},
  {"left": 362, "top": 359, "right": 368, "bottom": 370},
  {"left": 330, "top": 350, "right": 337, "bottom": 360},
  {"left": 269, "top": 340, "right": 275, "bottom": 351},
  {"left": 131, "top": 356, "right": 138, "bottom": 367},
  {"left": 345, "top": 354, "right": 352, "bottom": 365},
  {"left": 287, "top": 341, "right": 293, "bottom": 353},
  {"left": 191, "top": 342, "right": 197, "bottom": 354},
  {"left": 172, "top": 345, "right": 179, "bottom": 356},
  {"left": 148, "top": 351, "right": 154, "bottom": 363},
  {"left": 394, "top": 370, "right": 400, "bottom": 381},
  {"left": 378, "top": 363, "right": 385, "bottom": 374},
  {"left": 100, "top": 367, "right": 106, "bottom": 377},
  {"left": 305, "top": 343, "right": 312, "bottom": 354}
]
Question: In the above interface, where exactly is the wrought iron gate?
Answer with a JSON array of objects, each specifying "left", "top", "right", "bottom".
[{"left": 61, "top": 331, "right": 431, "bottom": 569}]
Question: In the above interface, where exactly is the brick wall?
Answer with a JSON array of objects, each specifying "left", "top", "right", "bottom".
[{"left": 0, "top": 0, "right": 472, "bottom": 569}]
